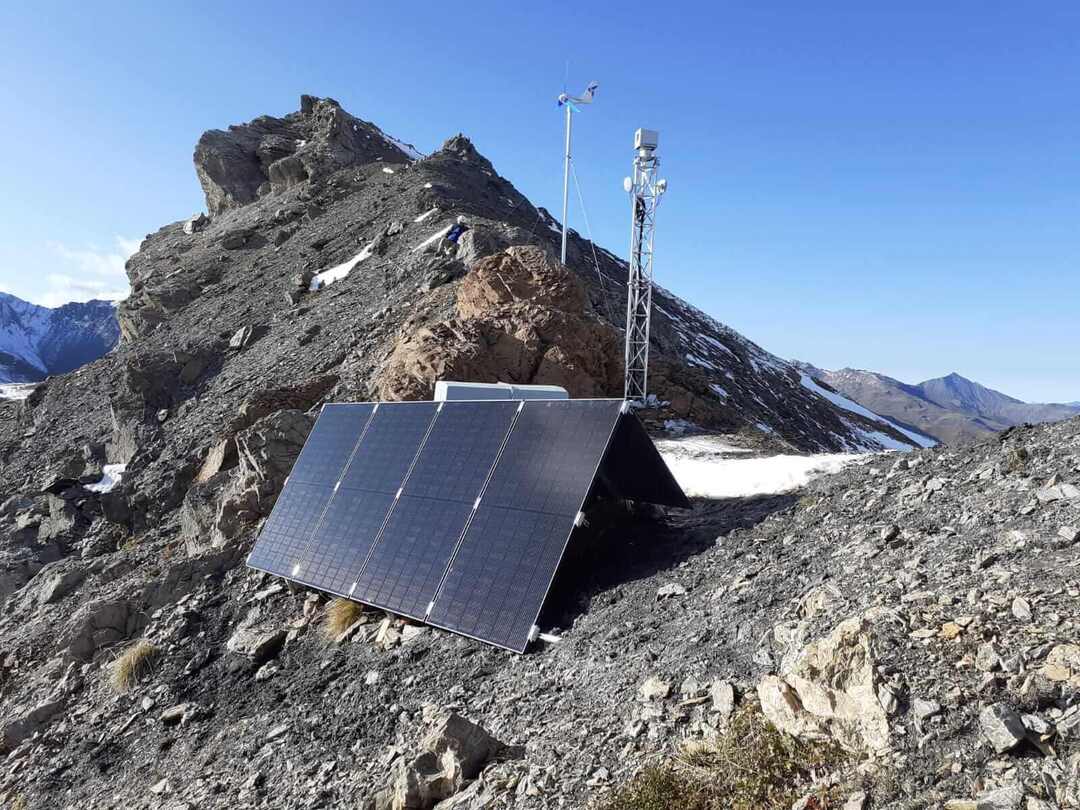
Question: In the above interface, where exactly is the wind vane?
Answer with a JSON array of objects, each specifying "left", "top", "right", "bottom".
[{"left": 556, "top": 81, "right": 598, "bottom": 264}]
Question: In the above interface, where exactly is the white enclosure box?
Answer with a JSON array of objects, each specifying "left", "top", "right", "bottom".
[
  {"left": 634, "top": 128, "right": 659, "bottom": 151},
  {"left": 433, "top": 381, "right": 570, "bottom": 402}
]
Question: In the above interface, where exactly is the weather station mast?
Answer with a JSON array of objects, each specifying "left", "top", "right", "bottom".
[
  {"left": 623, "top": 128, "right": 667, "bottom": 403},
  {"left": 556, "top": 81, "right": 599, "bottom": 264}
]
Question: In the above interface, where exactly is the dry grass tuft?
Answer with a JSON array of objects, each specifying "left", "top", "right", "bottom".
[
  {"left": 321, "top": 597, "right": 365, "bottom": 640},
  {"left": 110, "top": 639, "right": 158, "bottom": 692},
  {"left": 597, "top": 705, "right": 849, "bottom": 810}
]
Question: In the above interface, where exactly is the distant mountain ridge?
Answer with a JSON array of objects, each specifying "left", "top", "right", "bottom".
[
  {"left": 0, "top": 292, "right": 120, "bottom": 383},
  {"left": 796, "top": 364, "right": 1080, "bottom": 445}
]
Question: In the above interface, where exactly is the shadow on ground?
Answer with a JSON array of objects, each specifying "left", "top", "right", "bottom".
[{"left": 539, "top": 493, "right": 798, "bottom": 633}]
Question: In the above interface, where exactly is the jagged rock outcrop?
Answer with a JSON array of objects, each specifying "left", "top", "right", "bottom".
[
  {"left": 183, "top": 408, "right": 314, "bottom": 554},
  {"left": 194, "top": 94, "right": 416, "bottom": 215}
]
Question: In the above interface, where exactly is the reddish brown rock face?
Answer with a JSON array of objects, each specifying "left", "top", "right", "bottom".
[{"left": 375, "top": 245, "right": 623, "bottom": 401}]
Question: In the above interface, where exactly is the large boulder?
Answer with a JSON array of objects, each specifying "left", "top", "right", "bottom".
[
  {"left": 59, "top": 599, "right": 135, "bottom": 661},
  {"left": 375, "top": 712, "right": 504, "bottom": 810},
  {"left": 376, "top": 246, "right": 622, "bottom": 401},
  {"left": 758, "top": 611, "right": 892, "bottom": 754}
]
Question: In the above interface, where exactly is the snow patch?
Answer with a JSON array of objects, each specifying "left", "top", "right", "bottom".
[
  {"left": 87, "top": 464, "right": 126, "bottom": 494},
  {"left": 411, "top": 225, "right": 453, "bottom": 254},
  {"left": 709, "top": 383, "right": 729, "bottom": 399},
  {"left": 659, "top": 438, "right": 857, "bottom": 499},
  {"left": 382, "top": 167, "right": 395, "bottom": 174},
  {"left": 852, "top": 428, "right": 913, "bottom": 452},
  {"left": 414, "top": 207, "right": 439, "bottom": 224},
  {"left": 685, "top": 353, "right": 718, "bottom": 371},
  {"left": 309, "top": 243, "right": 375, "bottom": 291},
  {"left": 378, "top": 131, "right": 423, "bottom": 160},
  {"left": 0, "top": 383, "right": 36, "bottom": 400}
]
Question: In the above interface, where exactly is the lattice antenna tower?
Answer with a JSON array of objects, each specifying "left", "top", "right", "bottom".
[{"left": 623, "top": 129, "right": 667, "bottom": 403}]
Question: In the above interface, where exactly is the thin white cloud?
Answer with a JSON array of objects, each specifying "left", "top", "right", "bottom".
[{"left": 40, "top": 236, "right": 139, "bottom": 308}]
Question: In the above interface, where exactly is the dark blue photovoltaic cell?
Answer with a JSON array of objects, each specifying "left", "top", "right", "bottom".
[
  {"left": 404, "top": 401, "right": 520, "bottom": 502},
  {"left": 288, "top": 404, "right": 374, "bottom": 486},
  {"left": 428, "top": 505, "right": 570, "bottom": 652},
  {"left": 300, "top": 490, "right": 396, "bottom": 596},
  {"left": 428, "top": 400, "right": 624, "bottom": 651},
  {"left": 337, "top": 402, "right": 439, "bottom": 493},
  {"left": 282, "top": 402, "right": 438, "bottom": 597},
  {"left": 351, "top": 401, "right": 519, "bottom": 618},
  {"left": 247, "top": 481, "right": 336, "bottom": 576},
  {"left": 353, "top": 496, "right": 474, "bottom": 619},
  {"left": 481, "top": 399, "right": 623, "bottom": 516}
]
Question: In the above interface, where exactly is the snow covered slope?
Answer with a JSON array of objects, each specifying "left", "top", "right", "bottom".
[
  {"left": 0, "top": 293, "right": 119, "bottom": 383},
  {"left": 799, "top": 373, "right": 938, "bottom": 448}
]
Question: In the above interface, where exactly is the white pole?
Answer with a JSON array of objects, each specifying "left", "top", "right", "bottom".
[{"left": 561, "top": 104, "right": 572, "bottom": 265}]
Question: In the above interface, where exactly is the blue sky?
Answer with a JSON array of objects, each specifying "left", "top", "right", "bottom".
[{"left": 1, "top": 2, "right": 1077, "bottom": 402}]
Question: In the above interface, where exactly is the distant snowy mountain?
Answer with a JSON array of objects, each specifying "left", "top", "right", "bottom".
[
  {"left": 795, "top": 364, "right": 1080, "bottom": 445},
  {"left": 0, "top": 292, "right": 119, "bottom": 383}
]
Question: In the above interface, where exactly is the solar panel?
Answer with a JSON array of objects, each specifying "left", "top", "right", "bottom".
[
  {"left": 355, "top": 496, "right": 474, "bottom": 619},
  {"left": 402, "top": 401, "right": 519, "bottom": 502},
  {"left": 247, "top": 403, "right": 374, "bottom": 577},
  {"left": 247, "top": 397, "right": 691, "bottom": 654},
  {"left": 296, "top": 401, "right": 439, "bottom": 596},
  {"left": 289, "top": 403, "right": 375, "bottom": 486},
  {"left": 246, "top": 481, "right": 336, "bottom": 575},
  {"left": 479, "top": 399, "right": 623, "bottom": 515},
  {"left": 428, "top": 399, "right": 623, "bottom": 651},
  {"left": 301, "top": 490, "right": 395, "bottom": 595},
  {"left": 428, "top": 505, "right": 569, "bottom": 651},
  {"left": 337, "top": 401, "right": 439, "bottom": 493},
  {"left": 351, "top": 400, "right": 519, "bottom": 619}
]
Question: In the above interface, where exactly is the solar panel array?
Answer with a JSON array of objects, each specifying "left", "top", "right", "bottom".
[{"left": 248, "top": 398, "right": 687, "bottom": 652}]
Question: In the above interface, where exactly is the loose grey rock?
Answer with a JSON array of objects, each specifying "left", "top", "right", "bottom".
[
  {"left": 1011, "top": 596, "right": 1032, "bottom": 622},
  {"left": 226, "top": 627, "right": 286, "bottom": 664},
  {"left": 979, "top": 703, "right": 1027, "bottom": 753},
  {"left": 913, "top": 698, "right": 942, "bottom": 722},
  {"left": 656, "top": 582, "right": 687, "bottom": 599},
  {"left": 183, "top": 212, "right": 210, "bottom": 234},
  {"left": 639, "top": 676, "right": 671, "bottom": 702},
  {"left": 975, "top": 642, "right": 1001, "bottom": 673}
]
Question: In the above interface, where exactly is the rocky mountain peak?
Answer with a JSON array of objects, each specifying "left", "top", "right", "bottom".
[{"left": 193, "top": 94, "right": 415, "bottom": 216}]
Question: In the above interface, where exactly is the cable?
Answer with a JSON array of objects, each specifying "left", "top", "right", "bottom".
[{"left": 569, "top": 158, "right": 620, "bottom": 328}]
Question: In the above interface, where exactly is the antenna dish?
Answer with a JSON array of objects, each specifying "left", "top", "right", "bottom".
[{"left": 623, "top": 177, "right": 633, "bottom": 193}]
